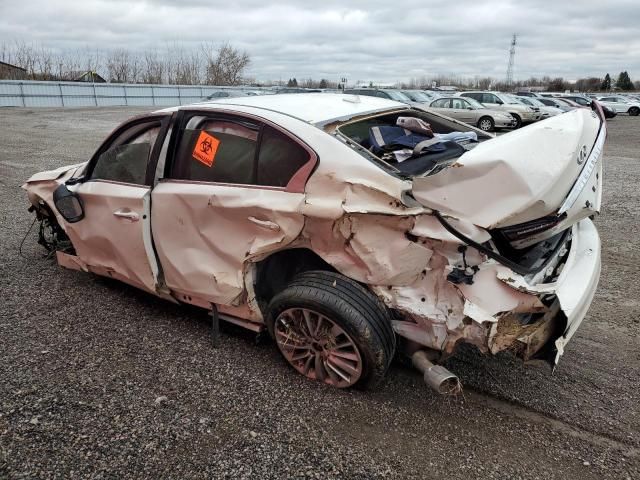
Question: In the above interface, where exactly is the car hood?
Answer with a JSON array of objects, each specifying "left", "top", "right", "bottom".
[
  {"left": 23, "top": 162, "right": 86, "bottom": 183},
  {"left": 410, "top": 107, "right": 604, "bottom": 230}
]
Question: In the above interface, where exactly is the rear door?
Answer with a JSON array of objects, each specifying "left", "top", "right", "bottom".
[
  {"left": 151, "top": 111, "right": 317, "bottom": 307},
  {"left": 65, "top": 115, "right": 171, "bottom": 293}
]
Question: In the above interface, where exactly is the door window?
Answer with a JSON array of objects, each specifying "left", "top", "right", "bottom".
[
  {"left": 451, "top": 98, "right": 467, "bottom": 109},
  {"left": 90, "top": 123, "right": 161, "bottom": 185},
  {"left": 171, "top": 115, "right": 311, "bottom": 189},
  {"left": 431, "top": 98, "right": 450, "bottom": 108},
  {"left": 483, "top": 93, "right": 500, "bottom": 104}
]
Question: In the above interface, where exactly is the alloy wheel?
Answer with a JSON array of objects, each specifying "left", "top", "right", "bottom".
[{"left": 274, "top": 308, "right": 363, "bottom": 388}]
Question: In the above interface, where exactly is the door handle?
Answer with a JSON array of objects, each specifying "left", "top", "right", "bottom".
[
  {"left": 113, "top": 209, "right": 140, "bottom": 222},
  {"left": 247, "top": 216, "right": 280, "bottom": 231}
]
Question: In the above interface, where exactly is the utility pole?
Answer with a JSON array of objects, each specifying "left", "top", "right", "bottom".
[{"left": 506, "top": 34, "right": 517, "bottom": 89}]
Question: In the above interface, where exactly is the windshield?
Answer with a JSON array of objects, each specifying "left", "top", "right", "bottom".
[
  {"left": 386, "top": 90, "right": 412, "bottom": 102},
  {"left": 402, "top": 91, "right": 431, "bottom": 102},
  {"left": 517, "top": 97, "right": 533, "bottom": 106},
  {"left": 465, "top": 97, "right": 486, "bottom": 109},
  {"left": 528, "top": 98, "right": 546, "bottom": 107}
]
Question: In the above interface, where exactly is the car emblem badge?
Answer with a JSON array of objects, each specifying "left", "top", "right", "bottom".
[{"left": 577, "top": 145, "right": 587, "bottom": 165}]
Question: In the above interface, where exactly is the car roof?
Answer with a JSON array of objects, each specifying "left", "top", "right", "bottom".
[{"left": 162, "top": 93, "right": 407, "bottom": 127}]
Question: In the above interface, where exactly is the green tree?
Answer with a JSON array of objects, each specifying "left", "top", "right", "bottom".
[
  {"left": 616, "top": 71, "right": 634, "bottom": 90},
  {"left": 600, "top": 73, "right": 611, "bottom": 91},
  {"left": 287, "top": 77, "right": 298, "bottom": 87},
  {"left": 318, "top": 78, "right": 328, "bottom": 88}
]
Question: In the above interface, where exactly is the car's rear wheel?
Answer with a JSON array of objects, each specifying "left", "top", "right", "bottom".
[
  {"left": 267, "top": 271, "right": 395, "bottom": 389},
  {"left": 477, "top": 116, "right": 495, "bottom": 132},
  {"left": 511, "top": 113, "right": 522, "bottom": 128},
  {"left": 628, "top": 107, "right": 639, "bottom": 116}
]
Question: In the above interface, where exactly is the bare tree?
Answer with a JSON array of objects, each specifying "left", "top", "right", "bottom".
[
  {"left": 142, "top": 50, "right": 164, "bottom": 84},
  {"left": 107, "top": 48, "right": 133, "bottom": 83},
  {"left": 202, "top": 41, "right": 250, "bottom": 86}
]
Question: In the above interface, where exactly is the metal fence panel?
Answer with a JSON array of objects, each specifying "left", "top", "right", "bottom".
[{"left": 0, "top": 80, "right": 276, "bottom": 108}]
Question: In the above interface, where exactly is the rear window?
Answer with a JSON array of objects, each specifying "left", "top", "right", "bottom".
[{"left": 257, "top": 126, "right": 309, "bottom": 187}]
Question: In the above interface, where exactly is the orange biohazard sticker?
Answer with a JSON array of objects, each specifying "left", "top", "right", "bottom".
[{"left": 192, "top": 131, "right": 220, "bottom": 167}]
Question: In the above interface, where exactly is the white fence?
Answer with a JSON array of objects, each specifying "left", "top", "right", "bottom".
[{"left": 0, "top": 80, "right": 268, "bottom": 107}]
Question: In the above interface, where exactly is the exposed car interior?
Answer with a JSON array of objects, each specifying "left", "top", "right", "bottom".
[{"left": 336, "top": 109, "right": 491, "bottom": 177}]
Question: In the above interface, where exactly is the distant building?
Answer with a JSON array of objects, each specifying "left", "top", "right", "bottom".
[
  {"left": 66, "top": 71, "right": 106, "bottom": 83},
  {"left": 0, "top": 61, "right": 27, "bottom": 80}
]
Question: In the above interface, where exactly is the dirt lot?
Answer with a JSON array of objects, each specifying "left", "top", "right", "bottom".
[{"left": 1, "top": 107, "right": 638, "bottom": 479}]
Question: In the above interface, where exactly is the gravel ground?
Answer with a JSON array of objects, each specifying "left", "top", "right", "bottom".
[{"left": 1, "top": 107, "right": 638, "bottom": 479}]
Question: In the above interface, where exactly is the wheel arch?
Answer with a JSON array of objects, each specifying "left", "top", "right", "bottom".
[{"left": 253, "top": 247, "right": 337, "bottom": 311}]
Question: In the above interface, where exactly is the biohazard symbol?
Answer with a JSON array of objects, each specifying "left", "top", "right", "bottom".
[{"left": 192, "top": 131, "right": 220, "bottom": 167}]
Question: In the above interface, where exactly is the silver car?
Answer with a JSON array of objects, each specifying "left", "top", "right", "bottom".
[{"left": 428, "top": 96, "right": 516, "bottom": 131}]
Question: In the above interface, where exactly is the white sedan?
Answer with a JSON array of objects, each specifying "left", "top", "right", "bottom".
[{"left": 23, "top": 94, "right": 606, "bottom": 393}]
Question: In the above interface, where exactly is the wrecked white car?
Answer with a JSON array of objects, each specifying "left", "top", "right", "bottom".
[{"left": 23, "top": 94, "right": 606, "bottom": 393}]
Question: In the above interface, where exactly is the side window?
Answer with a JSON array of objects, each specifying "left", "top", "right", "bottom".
[
  {"left": 90, "top": 123, "right": 160, "bottom": 185},
  {"left": 432, "top": 99, "right": 449, "bottom": 108},
  {"left": 171, "top": 115, "right": 311, "bottom": 188},
  {"left": 375, "top": 91, "right": 390, "bottom": 99},
  {"left": 257, "top": 126, "right": 310, "bottom": 187},
  {"left": 483, "top": 93, "right": 499, "bottom": 103},
  {"left": 452, "top": 98, "right": 466, "bottom": 109},
  {"left": 173, "top": 118, "right": 258, "bottom": 184}
]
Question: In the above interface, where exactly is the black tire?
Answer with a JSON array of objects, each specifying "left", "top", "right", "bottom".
[
  {"left": 511, "top": 113, "right": 522, "bottom": 128},
  {"left": 266, "top": 271, "right": 396, "bottom": 389},
  {"left": 477, "top": 116, "right": 495, "bottom": 132},
  {"left": 628, "top": 107, "right": 639, "bottom": 116}
]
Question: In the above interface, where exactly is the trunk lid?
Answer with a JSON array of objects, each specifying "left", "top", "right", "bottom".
[{"left": 410, "top": 107, "right": 605, "bottom": 245}]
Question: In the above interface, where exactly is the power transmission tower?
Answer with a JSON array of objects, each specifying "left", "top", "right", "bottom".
[{"left": 506, "top": 34, "right": 517, "bottom": 88}]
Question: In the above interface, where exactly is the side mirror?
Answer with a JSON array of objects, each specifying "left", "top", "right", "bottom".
[
  {"left": 467, "top": 106, "right": 474, "bottom": 110},
  {"left": 496, "top": 100, "right": 504, "bottom": 105},
  {"left": 53, "top": 184, "right": 85, "bottom": 223}
]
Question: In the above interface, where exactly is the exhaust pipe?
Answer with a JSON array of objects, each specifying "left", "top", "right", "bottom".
[{"left": 412, "top": 350, "right": 462, "bottom": 395}]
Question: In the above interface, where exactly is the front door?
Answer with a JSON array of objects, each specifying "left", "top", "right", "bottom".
[
  {"left": 450, "top": 98, "right": 475, "bottom": 123},
  {"left": 151, "top": 111, "right": 316, "bottom": 307},
  {"left": 65, "top": 115, "right": 170, "bottom": 293}
]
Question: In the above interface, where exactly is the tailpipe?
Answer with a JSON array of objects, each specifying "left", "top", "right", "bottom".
[{"left": 412, "top": 350, "right": 462, "bottom": 395}]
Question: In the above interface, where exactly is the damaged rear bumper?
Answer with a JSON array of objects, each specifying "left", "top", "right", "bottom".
[
  {"left": 497, "top": 218, "right": 601, "bottom": 364},
  {"left": 388, "top": 218, "right": 600, "bottom": 368}
]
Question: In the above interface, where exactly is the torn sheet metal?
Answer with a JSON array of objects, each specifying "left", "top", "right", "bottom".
[{"left": 411, "top": 109, "right": 602, "bottom": 229}]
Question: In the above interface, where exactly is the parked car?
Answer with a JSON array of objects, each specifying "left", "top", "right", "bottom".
[
  {"left": 538, "top": 97, "right": 575, "bottom": 112},
  {"left": 516, "top": 96, "right": 564, "bottom": 118},
  {"left": 559, "top": 95, "right": 593, "bottom": 107},
  {"left": 515, "top": 91, "right": 543, "bottom": 98},
  {"left": 428, "top": 96, "right": 516, "bottom": 131},
  {"left": 458, "top": 91, "right": 541, "bottom": 127},
  {"left": 556, "top": 97, "right": 617, "bottom": 119},
  {"left": 23, "top": 93, "right": 606, "bottom": 393},
  {"left": 400, "top": 90, "right": 440, "bottom": 103},
  {"left": 201, "top": 90, "right": 248, "bottom": 101},
  {"left": 596, "top": 95, "right": 640, "bottom": 116},
  {"left": 344, "top": 88, "right": 416, "bottom": 104}
]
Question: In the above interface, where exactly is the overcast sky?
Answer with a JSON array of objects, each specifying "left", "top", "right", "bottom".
[{"left": 1, "top": 0, "right": 639, "bottom": 83}]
